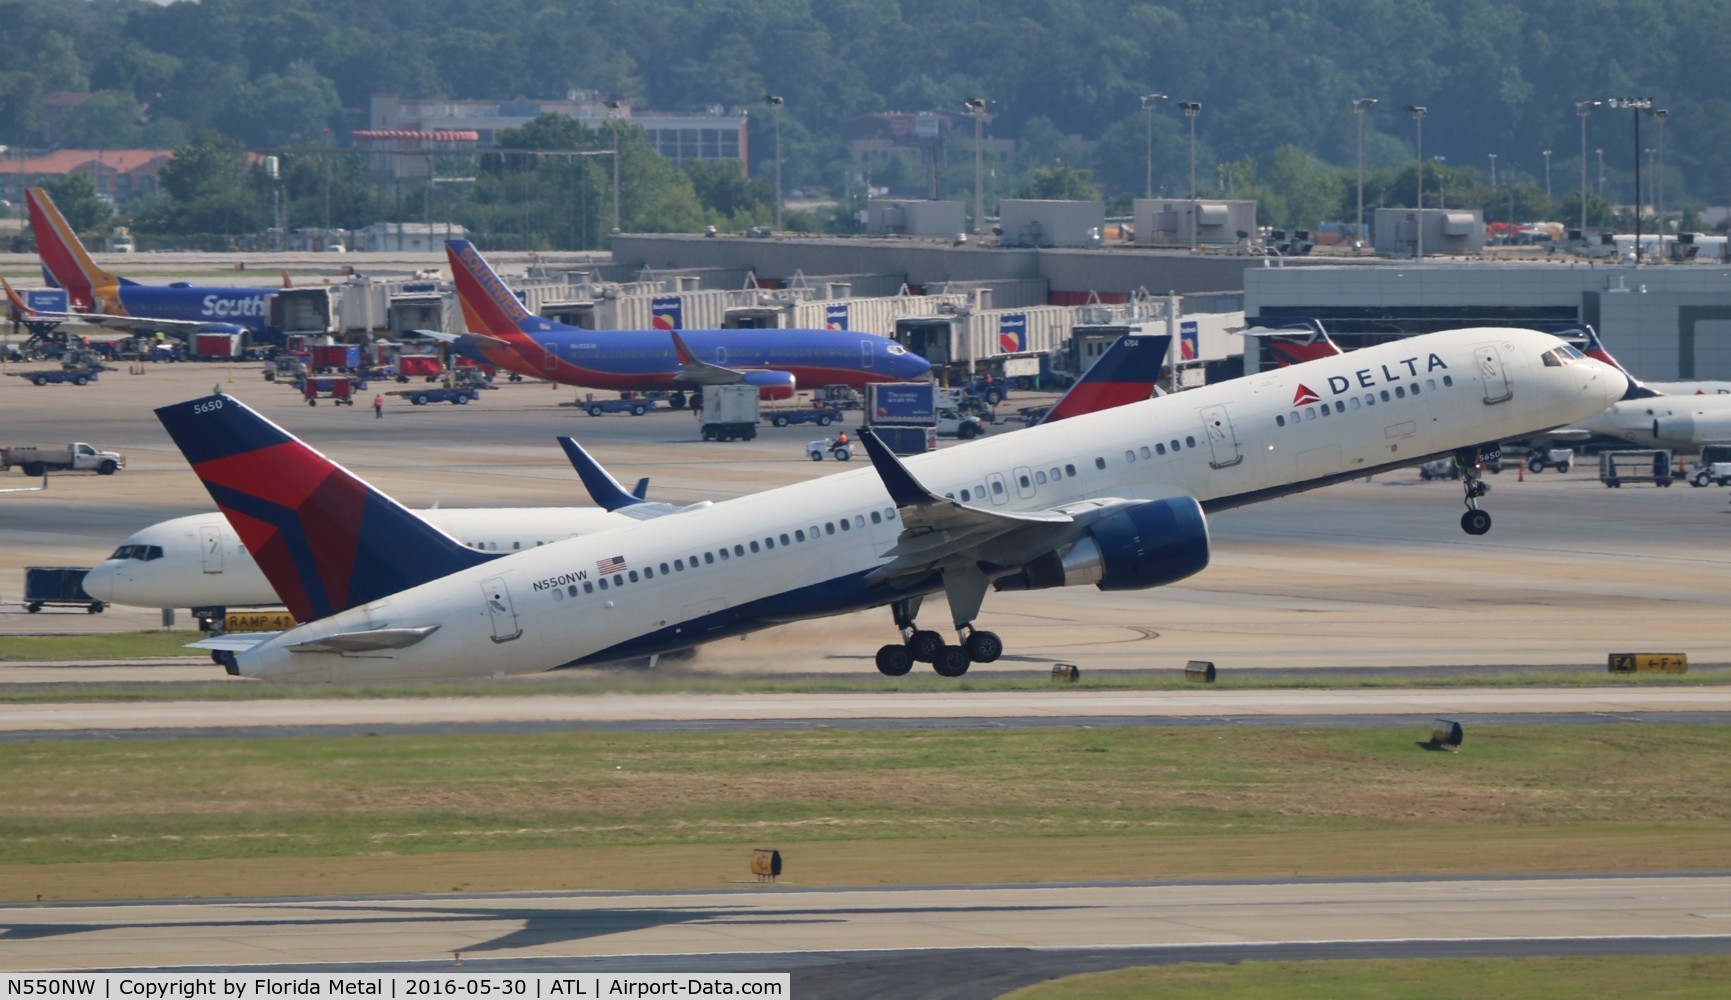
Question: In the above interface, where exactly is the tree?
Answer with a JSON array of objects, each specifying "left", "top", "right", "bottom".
[
  {"left": 684, "top": 160, "right": 773, "bottom": 227},
  {"left": 37, "top": 174, "right": 111, "bottom": 234},
  {"left": 1016, "top": 165, "right": 1099, "bottom": 201}
]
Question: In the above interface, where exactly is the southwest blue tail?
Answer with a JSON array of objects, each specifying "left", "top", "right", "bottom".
[
  {"left": 155, "top": 394, "right": 492, "bottom": 622},
  {"left": 1039, "top": 332, "right": 1171, "bottom": 425}
]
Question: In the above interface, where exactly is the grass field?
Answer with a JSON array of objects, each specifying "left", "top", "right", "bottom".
[
  {"left": 1008, "top": 956, "right": 1731, "bottom": 999},
  {"left": 0, "top": 630, "right": 204, "bottom": 661},
  {"left": 3, "top": 724, "right": 1728, "bottom": 900}
]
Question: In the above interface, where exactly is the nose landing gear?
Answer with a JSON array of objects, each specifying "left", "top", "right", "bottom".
[{"left": 1456, "top": 444, "right": 1497, "bottom": 535}]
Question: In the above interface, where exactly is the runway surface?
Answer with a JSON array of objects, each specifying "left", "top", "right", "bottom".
[
  {"left": 4, "top": 874, "right": 1730, "bottom": 996},
  {"left": 3, "top": 688, "right": 1729, "bottom": 741}
]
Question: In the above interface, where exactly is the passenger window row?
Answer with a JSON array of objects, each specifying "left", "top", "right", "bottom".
[{"left": 1274, "top": 375, "right": 1452, "bottom": 428}]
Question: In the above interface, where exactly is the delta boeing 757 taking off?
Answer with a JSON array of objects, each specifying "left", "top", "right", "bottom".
[
  {"left": 434, "top": 239, "right": 929, "bottom": 402},
  {"left": 162, "top": 326, "right": 1624, "bottom": 683}
]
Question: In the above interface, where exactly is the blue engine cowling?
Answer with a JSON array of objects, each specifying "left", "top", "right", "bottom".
[
  {"left": 742, "top": 369, "right": 797, "bottom": 401},
  {"left": 996, "top": 497, "right": 1210, "bottom": 592}
]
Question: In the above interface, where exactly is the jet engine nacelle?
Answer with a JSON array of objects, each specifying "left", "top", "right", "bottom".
[
  {"left": 743, "top": 369, "right": 797, "bottom": 401},
  {"left": 1653, "top": 410, "right": 1731, "bottom": 447},
  {"left": 995, "top": 496, "right": 1210, "bottom": 593}
]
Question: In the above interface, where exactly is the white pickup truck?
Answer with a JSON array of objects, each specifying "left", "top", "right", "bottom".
[{"left": 0, "top": 442, "right": 125, "bottom": 476}]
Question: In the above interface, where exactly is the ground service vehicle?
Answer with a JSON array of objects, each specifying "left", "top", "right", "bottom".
[
  {"left": 935, "top": 406, "right": 985, "bottom": 439},
  {"left": 22, "top": 566, "right": 105, "bottom": 614},
  {"left": 1600, "top": 450, "right": 1672, "bottom": 487},
  {"left": 7, "top": 368, "right": 98, "bottom": 386},
  {"left": 1526, "top": 448, "right": 1574, "bottom": 473},
  {"left": 807, "top": 437, "right": 853, "bottom": 461},
  {"left": 1686, "top": 444, "right": 1731, "bottom": 487},
  {"left": 300, "top": 376, "right": 357, "bottom": 406},
  {"left": 768, "top": 408, "right": 835, "bottom": 428},
  {"left": 1, "top": 441, "right": 124, "bottom": 475},
  {"left": 394, "top": 387, "right": 477, "bottom": 406},
  {"left": 584, "top": 397, "right": 661, "bottom": 416},
  {"left": 701, "top": 384, "right": 760, "bottom": 441}
]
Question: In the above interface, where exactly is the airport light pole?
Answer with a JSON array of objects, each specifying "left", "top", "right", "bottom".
[
  {"left": 1352, "top": 98, "right": 1377, "bottom": 246},
  {"left": 1652, "top": 108, "right": 1668, "bottom": 251},
  {"left": 604, "top": 100, "right": 623, "bottom": 235},
  {"left": 1403, "top": 104, "right": 1426, "bottom": 258},
  {"left": 1434, "top": 156, "right": 1447, "bottom": 209},
  {"left": 1608, "top": 97, "right": 1653, "bottom": 264},
  {"left": 1488, "top": 152, "right": 1497, "bottom": 190},
  {"left": 965, "top": 97, "right": 990, "bottom": 234},
  {"left": 1596, "top": 148, "right": 1604, "bottom": 199},
  {"left": 764, "top": 94, "right": 784, "bottom": 231},
  {"left": 1576, "top": 99, "right": 1601, "bottom": 235},
  {"left": 1543, "top": 148, "right": 1552, "bottom": 199},
  {"left": 1178, "top": 101, "right": 1201, "bottom": 250},
  {"left": 1140, "top": 93, "right": 1167, "bottom": 199}
]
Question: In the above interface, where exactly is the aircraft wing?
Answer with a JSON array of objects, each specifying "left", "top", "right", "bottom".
[
  {"left": 186, "top": 632, "right": 284, "bottom": 652},
  {"left": 406, "top": 328, "right": 516, "bottom": 350},
  {"left": 668, "top": 330, "right": 752, "bottom": 385},
  {"left": 284, "top": 625, "right": 442, "bottom": 654},
  {"left": 860, "top": 428, "right": 1123, "bottom": 587}
]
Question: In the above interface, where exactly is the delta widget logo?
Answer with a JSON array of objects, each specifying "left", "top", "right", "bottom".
[{"left": 1292, "top": 384, "right": 1320, "bottom": 405}]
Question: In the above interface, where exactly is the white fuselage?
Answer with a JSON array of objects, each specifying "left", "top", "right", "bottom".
[
  {"left": 1570, "top": 392, "right": 1731, "bottom": 449},
  {"left": 235, "top": 328, "right": 1626, "bottom": 682},
  {"left": 83, "top": 508, "right": 631, "bottom": 611}
]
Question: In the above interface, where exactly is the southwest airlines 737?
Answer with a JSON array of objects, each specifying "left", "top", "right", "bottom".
[
  {"left": 26, "top": 187, "right": 289, "bottom": 338},
  {"left": 159, "top": 327, "right": 1624, "bottom": 683},
  {"left": 435, "top": 239, "right": 930, "bottom": 401}
]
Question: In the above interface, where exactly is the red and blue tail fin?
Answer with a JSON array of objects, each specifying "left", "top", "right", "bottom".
[
  {"left": 155, "top": 394, "right": 492, "bottom": 622},
  {"left": 446, "top": 239, "right": 551, "bottom": 339},
  {"left": 1039, "top": 332, "right": 1171, "bottom": 425},
  {"left": 1244, "top": 317, "right": 1345, "bottom": 368},
  {"left": 26, "top": 187, "right": 123, "bottom": 313}
]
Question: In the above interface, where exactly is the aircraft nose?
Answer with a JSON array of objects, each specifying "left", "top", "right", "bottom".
[
  {"left": 1601, "top": 363, "right": 1630, "bottom": 404},
  {"left": 81, "top": 563, "right": 119, "bottom": 602}
]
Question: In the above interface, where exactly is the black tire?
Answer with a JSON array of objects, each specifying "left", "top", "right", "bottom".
[
  {"left": 984, "top": 389, "right": 1001, "bottom": 406},
  {"left": 908, "top": 629, "right": 945, "bottom": 663},
  {"left": 264, "top": 371, "right": 275, "bottom": 381},
  {"left": 1420, "top": 469, "right": 1433, "bottom": 481},
  {"left": 307, "top": 399, "right": 316, "bottom": 406},
  {"left": 588, "top": 404, "right": 605, "bottom": 416},
  {"left": 1529, "top": 456, "right": 1546, "bottom": 474},
  {"left": 875, "top": 644, "right": 914, "bottom": 677},
  {"left": 963, "top": 630, "right": 1003, "bottom": 663},
  {"left": 631, "top": 404, "right": 647, "bottom": 416},
  {"left": 1558, "top": 464, "right": 1570, "bottom": 474},
  {"left": 832, "top": 446, "right": 850, "bottom": 461},
  {"left": 73, "top": 375, "right": 88, "bottom": 385},
  {"left": 31, "top": 375, "right": 47, "bottom": 386},
  {"left": 22, "top": 463, "right": 44, "bottom": 477},
  {"left": 1460, "top": 509, "right": 1492, "bottom": 535},
  {"left": 818, "top": 415, "right": 832, "bottom": 426},
  {"left": 809, "top": 450, "right": 823, "bottom": 461},
  {"left": 933, "top": 646, "right": 971, "bottom": 677},
  {"left": 1659, "top": 479, "right": 1672, "bottom": 487},
  {"left": 456, "top": 394, "right": 470, "bottom": 405},
  {"left": 702, "top": 426, "right": 716, "bottom": 441},
  {"left": 669, "top": 393, "right": 687, "bottom": 410},
  {"left": 26, "top": 602, "right": 41, "bottom": 613},
  {"left": 397, "top": 376, "right": 409, "bottom": 383},
  {"left": 97, "top": 460, "right": 117, "bottom": 475},
  {"left": 87, "top": 602, "right": 103, "bottom": 614},
  {"left": 773, "top": 415, "right": 789, "bottom": 427},
  {"left": 958, "top": 423, "right": 980, "bottom": 440},
  {"left": 413, "top": 393, "right": 429, "bottom": 405},
  {"left": 1693, "top": 471, "right": 1711, "bottom": 488}
]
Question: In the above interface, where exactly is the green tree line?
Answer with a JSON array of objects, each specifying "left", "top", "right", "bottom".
[{"left": 7, "top": 0, "right": 1725, "bottom": 244}]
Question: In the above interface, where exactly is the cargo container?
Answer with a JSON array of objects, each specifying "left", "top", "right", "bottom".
[
  {"left": 192, "top": 331, "right": 249, "bottom": 359},
  {"left": 310, "top": 344, "right": 361, "bottom": 371},
  {"left": 22, "top": 566, "right": 104, "bottom": 613},
  {"left": 866, "top": 383, "right": 936, "bottom": 424}
]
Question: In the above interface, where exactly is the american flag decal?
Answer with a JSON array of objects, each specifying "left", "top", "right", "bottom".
[{"left": 596, "top": 555, "right": 629, "bottom": 574}]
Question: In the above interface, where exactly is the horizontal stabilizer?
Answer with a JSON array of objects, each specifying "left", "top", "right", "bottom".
[
  {"left": 286, "top": 625, "right": 441, "bottom": 654},
  {"left": 558, "top": 436, "right": 705, "bottom": 520},
  {"left": 187, "top": 632, "right": 282, "bottom": 653}
]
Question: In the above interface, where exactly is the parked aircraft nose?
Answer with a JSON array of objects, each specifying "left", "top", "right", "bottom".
[
  {"left": 80, "top": 562, "right": 121, "bottom": 602},
  {"left": 1599, "top": 362, "right": 1630, "bottom": 405}
]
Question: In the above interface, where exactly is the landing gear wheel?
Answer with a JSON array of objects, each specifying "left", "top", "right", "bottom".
[
  {"left": 875, "top": 644, "right": 914, "bottom": 677},
  {"left": 1461, "top": 509, "right": 1492, "bottom": 535},
  {"left": 907, "top": 629, "right": 945, "bottom": 663},
  {"left": 933, "top": 646, "right": 971, "bottom": 677},
  {"left": 963, "top": 630, "right": 1003, "bottom": 663}
]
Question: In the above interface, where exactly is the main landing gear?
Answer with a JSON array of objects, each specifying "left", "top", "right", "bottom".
[
  {"left": 1457, "top": 445, "right": 1494, "bottom": 536},
  {"left": 874, "top": 596, "right": 1002, "bottom": 678}
]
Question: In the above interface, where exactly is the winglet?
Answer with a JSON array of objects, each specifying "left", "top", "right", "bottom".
[
  {"left": 557, "top": 436, "right": 646, "bottom": 512},
  {"left": 860, "top": 428, "right": 943, "bottom": 508}
]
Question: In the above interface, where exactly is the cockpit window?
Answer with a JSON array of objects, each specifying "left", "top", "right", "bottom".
[
  {"left": 1541, "top": 346, "right": 1580, "bottom": 367},
  {"left": 109, "top": 544, "right": 163, "bottom": 561},
  {"left": 886, "top": 343, "right": 907, "bottom": 355}
]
